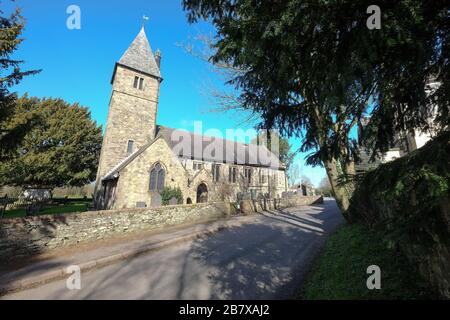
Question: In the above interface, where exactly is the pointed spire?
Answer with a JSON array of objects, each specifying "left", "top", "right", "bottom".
[{"left": 118, "top": 27, "right": 161, "bottom": 78}]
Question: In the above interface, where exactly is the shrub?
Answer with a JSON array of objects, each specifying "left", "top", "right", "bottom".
[
  {"left": 160, "top": 186, "right": 183, "bottom": 205},
  {"left": 346, "top": 131, "right": 450, "bottom": 298}
]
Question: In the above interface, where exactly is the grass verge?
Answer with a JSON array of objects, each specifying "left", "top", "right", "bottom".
[
  {"left": 3, "top": 200, "right": 91, "bottom": 218},
  {"left": 298, "top": 223, "right": 435, "bottom": 299}
]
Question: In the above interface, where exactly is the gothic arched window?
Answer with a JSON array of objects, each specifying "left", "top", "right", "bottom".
[{"left": 149, "top": 163, "right": 165, "bottom": 192}]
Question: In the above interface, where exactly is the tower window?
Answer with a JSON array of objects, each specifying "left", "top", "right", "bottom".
[
  {"left": 133, "top": 76, "right": 144, "bottom": 90},
  {"left": 127, "top": 140, "right": 134, "bottom": 155}
]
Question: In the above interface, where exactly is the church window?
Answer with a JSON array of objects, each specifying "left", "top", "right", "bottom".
[
  {"left": 244, "top": 168, "right": 252, "bottom": 184},
  {"left": 127, "top": 140, "right": 134, "bottom": 155},
  {"left": 133, "top": 76, "right": 144, "bottom": 90},
  {"left": 157, "top": 169, "right": 165, "bottom": 191},
  {"left": 212, "top": 164, "right": 220, "bottom": 182},
  {"left": 149, "top": 163, "right": 165, "bottom": 192},
  {"left": 193, "top": 162, "right": 203, "bottom": 171},
  {"left": 259, "top": 169, "right": 267, "bottom": 184},
  {"left": 228, "top": 167, "right": 237, "bottom": 183}
]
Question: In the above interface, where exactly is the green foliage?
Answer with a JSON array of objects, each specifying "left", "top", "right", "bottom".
[
  {"left": 182, "top": 0, "right": 448, "bottom": 165},
  {"left": 160, "top": 186, "right": 183, "bottom": 205},
  {"left": 3, "top": 199, "right": 91, "bottom": 218},
  {"left": 346, "top": 132, "right": 450, "bottom": 297},
  {"left": 317, "top": 177, "right": 334, "bottom": 197},
  {"left": 347, "top": 132, "right": 449, "bottom": 245},
  {"left": 0, "top": 95, "right": 103, "bottom": 189},
  {"left": 300, "top": 224, "right": 434, "bottom": 299},
  {"left": 388, "top": 167, "right": 447, "bottom": 205},
  {"left": 0, "top": 4, "right": 40, "bottom": 154}
]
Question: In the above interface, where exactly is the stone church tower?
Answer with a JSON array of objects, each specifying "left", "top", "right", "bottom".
[{"left": 94, "top": 27, "right": 162, "bottom": 206}]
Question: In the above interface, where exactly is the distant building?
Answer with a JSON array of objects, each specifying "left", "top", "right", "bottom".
[
  {"left": 290, "top": 183, "right": 316, "bottom": 197},
  {"left": 355, "top": 79, "right": 440, "bottom": 174}
]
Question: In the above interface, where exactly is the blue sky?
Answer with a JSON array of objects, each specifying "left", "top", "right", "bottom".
[{"left": 4, "top": 0, "right": 327, "bottom": 186}]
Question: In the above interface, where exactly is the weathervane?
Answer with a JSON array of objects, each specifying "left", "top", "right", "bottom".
[{"left": 142, "top": 15, "right": 149, "bottom": 28}]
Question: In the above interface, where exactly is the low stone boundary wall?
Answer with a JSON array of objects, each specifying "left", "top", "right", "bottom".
[
  {"left": 240, "top": 195, "right": 324, "bottom": 215},
  {"left": 0, "top": 202, "right": 231, "bottom": 263}
]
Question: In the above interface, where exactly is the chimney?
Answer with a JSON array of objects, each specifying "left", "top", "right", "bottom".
[{"left": 155, "top": 49, "right": 161, "bottom": 68}]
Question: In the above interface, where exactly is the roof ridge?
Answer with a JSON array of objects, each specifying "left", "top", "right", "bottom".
[
  {"left": 102, "top": 126, "right": 286, "bottom": 181},
  {"left": 161, "top": 125, "right": 263, "bottom": 147},
  {"left": 101, "top": 148, "right": 141, "bottom": 180},
  {"left": 160, "top": 126, "right": 282, "bottom": 158}
]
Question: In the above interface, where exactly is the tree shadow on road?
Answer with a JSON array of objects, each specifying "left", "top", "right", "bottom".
[
  {"left": 5, "top": 201, "right": 343, "bottom": 300},
  {"left": 66, "top": 221, "right": 324, "bottom": 300},
  {"left": 188, "top": 208, "right": 343, "bottom": 299}
]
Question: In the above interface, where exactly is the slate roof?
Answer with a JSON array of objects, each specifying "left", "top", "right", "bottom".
[
  {"left": 117, "top": 27, "right": 161, "bottom": 79},
  {"left": 159, "top": 126, "right": 282, "bottom": 167},
  {"left": 102, "top": 126, "right": 285, "bottom": 181}
]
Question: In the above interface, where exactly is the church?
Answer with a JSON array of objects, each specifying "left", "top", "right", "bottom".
[{"left": 94, "top": 27, "right": 288, "bottom": 210}]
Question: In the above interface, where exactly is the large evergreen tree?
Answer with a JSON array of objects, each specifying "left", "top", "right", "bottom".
[
  {"left": 182, "top": 0, "right": 449, "bottom": 211},
  {"left": 0, "top": 4, "right": 40, "bottom": 156},
  {"left": 0, "top": 96, "right": 102, "bottom": 189}
]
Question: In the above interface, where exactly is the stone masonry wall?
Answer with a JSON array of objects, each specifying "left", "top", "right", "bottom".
[
  {"left": 115, "top": 137, "right": 189, "bottom": 209},
  {"left": 94, "top": 65, "right": 161, "bottom": 207},
  {"left": 113, "top": 137, "right": 288, "bottom": 209},
  {"left": 0, "top": 202, "right": 231, "bottom": 263},
  {"left": 239, "top": 195, "right": 324, "bottom": 214},
  {"left": 183, "top": 158, "right": 288, "bottom": 201}
]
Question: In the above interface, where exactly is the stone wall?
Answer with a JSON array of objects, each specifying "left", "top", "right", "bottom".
[
  {"left": 109, "top": 136, "right": 288, "bottom": 209},
  {"left": 183, "top": 158, "right": 288, "bottom": 200},
  {"left": 114, "top": 137, "right": 190, "bottom": 209},
  {"left": 239, "top": 195, "right": 324, "bottom": 214},
  {"left": 279, "top": 195, "right": 324, "bottom": 208},
  {"left": 0, "top": 202, "right": 231, "bottom": 263},
  {"left": 94, "top": 64, "right": 160, "bottom": 208}
]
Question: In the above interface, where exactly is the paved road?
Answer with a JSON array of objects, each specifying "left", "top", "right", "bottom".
[{"left": 2, "top": 198, "right": 343, "bottom": 300}]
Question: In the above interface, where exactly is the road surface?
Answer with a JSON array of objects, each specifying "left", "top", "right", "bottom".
[{"left": 2, "top": 198, "right": 343, "bottom": 300}]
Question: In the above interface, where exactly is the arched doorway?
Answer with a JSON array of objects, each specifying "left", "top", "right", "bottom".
[
  {"left": 186, "top": 198, "right": 192, "bottom": 204},
  {"left": 196, "top": 183, "right": 208, "bottom": 203}
]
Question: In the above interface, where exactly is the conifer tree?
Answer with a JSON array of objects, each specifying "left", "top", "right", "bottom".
[
  {"left": 0, "top": 96, "right": 102, "bottom": 189},
  {"left": 0, "top": 4, "right": 40, "bottom": 157},
  {"left": 182, "top": 0, "right": 449, "bottom": 211}
]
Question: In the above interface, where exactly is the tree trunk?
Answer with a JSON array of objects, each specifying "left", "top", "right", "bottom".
[
  {"left": 323, "top": 158, "right": 355, "bottom": 216},
  {"left": 310, "top": 104, "right": 356, "bottom": 216}
]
